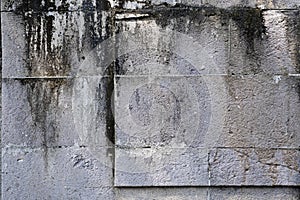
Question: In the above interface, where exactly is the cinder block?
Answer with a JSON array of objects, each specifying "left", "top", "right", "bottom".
[
  {"left": 209, "top": 148, "right": 300, "bottom": 186},
  {"left": 115, "top": 147, "right": 208, "bottom": 186},
  {"left": 2, "top": 146, "right": 114, "bottom": 199},
  {"left": 2, "top": 77, "right": 114, "bottom": 148}
]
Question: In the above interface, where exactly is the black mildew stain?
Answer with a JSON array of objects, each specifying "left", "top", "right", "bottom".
[
  {"left": 23, "top": 12, "right": 72, "bottom": 76},
  {"left": 296, "top": 82, "right": 300, "bottom": 102},
  {"left": 105, "top": 77, "right": 115, "bottom": 145},
  {"left": 292, "top": 10, "right": 300, "bottom": 73},
  {"left": 151, "top": 5, "right": 265, "bottom": 73},
  {"left": 230, "top": 7, "right": 265, "bottom": 55},
  {"left": 19, "top": 79, "right": 66, "bottom": 168}
]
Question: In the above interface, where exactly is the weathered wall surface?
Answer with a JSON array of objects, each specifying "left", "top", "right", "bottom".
[{"left": 1, "top": 0, "right": 300, "bottom": 199}]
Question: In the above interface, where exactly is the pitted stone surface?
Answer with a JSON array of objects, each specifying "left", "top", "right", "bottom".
[
  {"left": 209, "top": 187, "right": 300, "bottom": 199},
  {"left": 115, "top": 147, "right": 208, "bottom": 186},
  {"left": 2, "top": 146, "right": 114, "bottom": 199},
  {"left": 116, "top": 187, "right": 207, "bottom": 199},
  {"left": 209, "top": 148, "right": 300, "bottom": 186},
  {"left": 2, "top": 77, "right": 114, "bottom": 148},
  {"left": 2, "top": 0, "right": 300, "bottom": 199}
]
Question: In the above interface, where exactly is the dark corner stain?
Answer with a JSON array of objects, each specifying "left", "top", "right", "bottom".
[
  {"left": 293, "top": 11, "right": 300, "bottom": 73},
  {"left": 229, "top": 7, "right": 266, "bottom": 55},
  {"left": 151, "top": 5, "right": 265, "bottom": 50},
  {"left": 296, "top": 81, "right": 300, "bottom": 102},
  {"left": 152, "top": 5, "right": 228, "bottom": 31},
  {"left": 18, "top": 79, "right": 67, "bottom": 169},
  {"left": 152, "top": 5, "right": 265, "bottom": 75}
]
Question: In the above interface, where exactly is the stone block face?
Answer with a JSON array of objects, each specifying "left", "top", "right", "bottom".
[
  {"left": 2, "top": 0, "right": 300, "bottom": 198},
  {"left": 3, "top": 0, "right": 300, "bottom": 12},
  {"left": 115, "top": 147, "right": 208, "bottom": 186},
  {"left": 115, "top": 9, "right": 229, "bottom": 76},
  {"left": 209, "top": 187, "right": 300, "bottom": 199},
  {"left": 0, "top": 0, "right": 107, "bottom": 12},
  {"left": 1, "top": 10, "right": 114, "bottom": 78},
  {"left": 229, "top": 9, "right": 300, "bottom": 75},
  {"left": 221, "top": 75, "right": 300, "bottom": 148},
  {"left": 114, "top": 76, "right": 224, "bottom": 148},
  {"left": 209, "top": 148, "right": 300, "bottom": 186},
  {"left": 2, "top": 146, "right": 114, "bottom": 199},
  {"left": 116, "top": 187, "right": 207, "bottom": 200},
  {"left": 1, "top": 12, "right": 27, "bottom": 77},
  {"left": 2, "top": 77, "right": 114, "bottom": 148}
]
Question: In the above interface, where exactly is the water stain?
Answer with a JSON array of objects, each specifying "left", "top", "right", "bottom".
[{"left": 18, "top": 78, "right": 67, "bottom": 168}]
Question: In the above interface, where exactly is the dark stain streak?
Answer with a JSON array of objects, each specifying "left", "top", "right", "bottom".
[
  {"left": 230, "top": 7, "right": 265, "bottom": 56},
  {"left": 23, "top": 12, "right": 71, "bottom": 76},
  {"left": 45, "top": 15, "right": 54, "bottom": 53},
  {"left": 18, "top": 79, "right": 66, "bottom": 169},
  {"left": 293, "top": 11, "right": 300, "bottom": 73}
]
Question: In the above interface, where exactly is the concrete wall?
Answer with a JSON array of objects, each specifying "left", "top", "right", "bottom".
[{"left": 1, "top": 0, "right": 300, "bottom": 199}]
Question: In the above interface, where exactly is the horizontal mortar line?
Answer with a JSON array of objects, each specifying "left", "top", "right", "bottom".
[
  {"left": 2, "top": 7, "right": 299, "bottom": 14},
  {"left": 115, "top": 7, "right": 300, "bottom": 14},
  {"left": 2, "top": 76, "right": 72, "bottom": 79},
  {"left": 115, "top": 146, "right": 299, "bottom": 150},
  {"left": 115, "top": 74, "right": 228, "bottom": 77},
  {"left": 1, "top": 75, "right": 114, "bottom": 79},
  {"left": 0, "top": 9, "right": 91, "bottom": 13},
  {"left": 114, "top": 185, "right": 300, "bottom": 188},
  {"left": 114, "top": 74, "right": 295, "bottom": 78},
  {"left": 1, "top": 73, "right": 296, "bottom": 79},
  {"left": 2, "top": 145, "right": 115, "bottom": 151},
  {"left": 213, "top": 146, "right": 300, "bottom": 150}
]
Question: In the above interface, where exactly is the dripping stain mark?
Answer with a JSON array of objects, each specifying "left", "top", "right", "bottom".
[{"left": 18, "top": 79, "right": 67, "bottom": 170}]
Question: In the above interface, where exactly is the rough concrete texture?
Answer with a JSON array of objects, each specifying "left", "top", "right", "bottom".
[{"left": 1, "top": 0, "right": 300, "bottom": 199}]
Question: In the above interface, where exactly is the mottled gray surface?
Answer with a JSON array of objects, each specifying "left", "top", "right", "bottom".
[
  {"left": 209, "top": 148, "right": 300, "bottom": 185},
  {"left": 1, "top": 0, "right": 300, "bottom": 199}
]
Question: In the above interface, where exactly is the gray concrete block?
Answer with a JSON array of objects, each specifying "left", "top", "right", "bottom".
[
  {"left": 115, "top": 147, "right": 208, "bottom": 186},
  {"left": 209, "top": 187, "right": 300, "bottom": 200},
  {"left": 209, "top": 148, "right": 300, "bottom": 186},
  {"left": 2, "top": 77, "right": 114, "bottom": 148},
  {"left": 2, "top": 146, "right": 114, "bottom": 199},
  {"left": 221, "top": 75, "right": 300, "bottom": 148},
  {"left": 115, "top": 187, "right": 207, "bottom": 200},
  {"left": 1, "top": 10, "right": 114, "bottom": 78}
]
